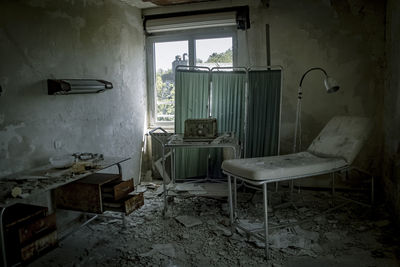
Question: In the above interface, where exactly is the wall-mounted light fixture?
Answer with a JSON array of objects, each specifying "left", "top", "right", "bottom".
[
  {"left": 293, "top": 67, "right": 340, "bottom": 153},
  {"left": 47, "top": 79, "right": 113, "bottom": 95}
]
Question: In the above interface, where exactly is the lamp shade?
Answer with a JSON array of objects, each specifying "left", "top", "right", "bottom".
[
  {"left": 324, "top": 76, "right": 340, "bottom": 93},
  {"left": 294, "top": 67, "right": 340, "bottom": 153}
]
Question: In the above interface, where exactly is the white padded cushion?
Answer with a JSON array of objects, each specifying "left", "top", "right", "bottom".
[
  {"left": 222, "top": 151, "right": 347, "bottom": 181},
  {"left": 307, "top": 116, "right": 372, "bottom": 164}
]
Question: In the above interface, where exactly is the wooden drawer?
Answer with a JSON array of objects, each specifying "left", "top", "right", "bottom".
[
  {"left": 18, "top": 213, "right": 57, "bottom": 245},
  {"left": 21, "top": 230, "right": 58, "bottom": 262},
  {"left": 103, "top": 192, "right": 144, "bottom": 215},
  {"left": 102, "top": 179, "right": 134, "bottom": 201},
  {"left": 4, "top": 203, "right": 47, "bottom": 229},
  {"left": 55, "top": 173, "right": 121, "bottom": 213}
]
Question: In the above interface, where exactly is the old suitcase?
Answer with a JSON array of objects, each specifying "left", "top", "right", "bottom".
[{"left": 183, "top": 118, "right": 218, "bottom": 141}]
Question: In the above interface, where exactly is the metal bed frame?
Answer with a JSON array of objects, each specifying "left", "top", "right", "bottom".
[
  {"left": 223, "top": 166, "right": 349, "bottom": 259},
  {"left": 224, "top": 165, "right": 375, "bottom": 259}
]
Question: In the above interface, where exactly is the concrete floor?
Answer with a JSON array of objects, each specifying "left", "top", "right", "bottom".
[{"left": 31, "top": 183, "right": 399, "bottom": 266}]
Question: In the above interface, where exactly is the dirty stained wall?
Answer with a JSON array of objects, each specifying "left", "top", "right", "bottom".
[
  {"left": 384, "top": 0, "right": 400, "bottom": 223},
  {"left": 0, "top": 0, "right": 146, "bottom": 182},
  {"left": 144, "top": 0, "right": 385, "bottom": 175},
  {"left": 240, "top": 0, "right": 385, "bottom": 162}
]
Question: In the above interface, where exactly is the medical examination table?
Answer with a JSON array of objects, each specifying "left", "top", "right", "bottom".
[{"left": 222, "top": 116, "right": 372, "bottom": 258}]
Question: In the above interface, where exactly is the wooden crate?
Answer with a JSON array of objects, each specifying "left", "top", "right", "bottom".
[
  {"left": 4, "top": 203, "right": 57, "bottom": 265},
  {"left": 18, "top": 213, "right": 57, "bottom": 244},
  {"left": 21, "top": 230, "right": 58, "bottom": 262}
]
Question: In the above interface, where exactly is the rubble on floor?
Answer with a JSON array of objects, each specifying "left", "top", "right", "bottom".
[{"left": 32, "top": 182, "right": 400, "bottom": 267}]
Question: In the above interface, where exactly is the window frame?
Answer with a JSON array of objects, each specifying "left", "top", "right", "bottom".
[{"left": 146, "top": 27, "right": 238, "bottom": 128}]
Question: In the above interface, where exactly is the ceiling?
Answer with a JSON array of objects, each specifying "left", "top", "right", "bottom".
[
  {"left": 120, "top": 0, "right": 217, "bottom": 8},
  {"left": 142, "top": 0, "right": 214, "bottom": 6}
]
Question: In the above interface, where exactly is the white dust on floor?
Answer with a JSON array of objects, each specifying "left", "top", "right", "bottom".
[{"left": 31, "top": 184, "right": 399, "bottom": 267}]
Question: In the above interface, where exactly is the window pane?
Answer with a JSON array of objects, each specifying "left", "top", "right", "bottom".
[
  {"left": 154, "top": 41, "right": 188, "bottom": 122},
  {"left": 195, "top": 37, "right": 233, "bottom": 68}
]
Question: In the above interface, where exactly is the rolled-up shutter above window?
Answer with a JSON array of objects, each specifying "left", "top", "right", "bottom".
[{"left": 143, "top": 6, "right": 250, "bottom": 34}]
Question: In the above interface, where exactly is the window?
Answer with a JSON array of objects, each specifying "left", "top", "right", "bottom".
[
  {"left": 146, "top": 28, "right": 236, "bottom": 127},
  {"left": 154, "top": 40, "right": 188, "bottom": 122}
]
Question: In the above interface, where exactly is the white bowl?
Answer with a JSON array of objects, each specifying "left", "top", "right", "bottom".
[{"left": 49, "top": 156, "right": 75, "bottom": 169}]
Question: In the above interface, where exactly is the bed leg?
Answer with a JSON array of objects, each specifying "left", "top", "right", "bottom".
[
  {"left": 233, "top": 176, "right": 237, "bottom": 216},
  {"left": 227, "top": 175, "right": 234, "bottom": 227},
  {"left": 290, "top": 180, "right": 294, "bottom": 193},
  {"left": 331, "top": 173, "right": 336, "bottom": 207},
  {"left": 263, "top": 183, "right": 269, "bottom": 260}
]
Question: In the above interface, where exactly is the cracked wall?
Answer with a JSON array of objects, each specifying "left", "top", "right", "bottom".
[{"left": 0, "top": 0, "right": 146, "bottom": 182}]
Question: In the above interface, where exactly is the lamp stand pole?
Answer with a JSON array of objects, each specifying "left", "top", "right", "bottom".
[
  {"left": 293, "top": 67, "right": 329, "bottom": 153},
  {"left": 293, "top": 85, "right": 303, "bottom": 153}
]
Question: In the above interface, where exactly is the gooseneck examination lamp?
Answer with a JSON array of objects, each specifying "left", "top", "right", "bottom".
[{"left": 293, "top": 67, "right": 340, "bottom": 153}]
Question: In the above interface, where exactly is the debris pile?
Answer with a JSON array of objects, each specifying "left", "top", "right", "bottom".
[{"left": 32, "top": 183, "right": 400, "bottom": 267}]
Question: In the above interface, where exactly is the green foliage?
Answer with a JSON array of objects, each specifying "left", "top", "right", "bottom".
[
  {"left": 156, "top": 69, "right": 175, "bottom": 122},
  {"left": 206, "top": 48, "right": 232, "bottom": 63}
]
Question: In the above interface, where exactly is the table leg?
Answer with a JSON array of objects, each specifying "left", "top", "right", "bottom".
[
  {"left": 162, "top": 147, "right": 168, "bottom": 216},
  {"left": 263, "top": 183, "right": 269, "bottom": 259},
  {"left": 171, "top": 148, "right": 175, "bottom": 184},
  {"left": 116, "top": 162, "right": 129, "bottom": 225},
  {"left": 1, "top": 207, "right": 7, "bottom": 267},
  {"left": 117, "top": 163, "right": 122, "bottom": 176},
  {"left": 122, "top": 213, "right": 127, "bottom": 229}
]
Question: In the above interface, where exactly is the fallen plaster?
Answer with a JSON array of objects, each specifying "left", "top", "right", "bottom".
[
  {"left": 31, "top": 183, "right": 400, "bottom": 267},
  {"left": 175, "top": 215, "right": 203, "bottom": 228}
]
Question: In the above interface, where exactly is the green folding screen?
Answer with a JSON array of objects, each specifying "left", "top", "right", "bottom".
[
  {"left": 209, "top": 71, "right": 247, "bottom": 177},
  {"left": 174, "top": 67, "right": 282, "bottom": 180},
  {"left": 246, "top": 70, "right": 281, "bottom": 157},
  {"left": 174, "top": 69, "right": 209, "bottom": 179}
]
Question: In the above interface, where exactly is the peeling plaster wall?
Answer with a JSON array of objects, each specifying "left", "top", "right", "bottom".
[
  {"left": 0, "top": 0, "right": 146, "bottom": 183},
  {"left": 239, "top": 0, "right": 385, "bottom": 164},
  {"left": 384, "top": 0, "right": 400, "bottom": 223}
]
